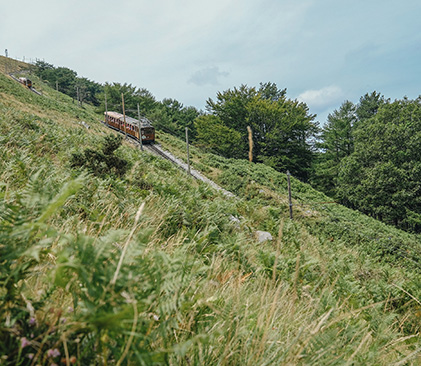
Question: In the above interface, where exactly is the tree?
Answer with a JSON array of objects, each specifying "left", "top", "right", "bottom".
[
  {"left": 204, "top": 83, "right": 318, "bottom": 180},
  {"left": 76, "top": 77, "right": 103, "bottom": 106},
  {"left": 311, "top": 101, "right": 357, "bottom": 196},
  {"left": 337, "top": 97, "right": 421, "bottom": 232},
  {"left": 356, "top": 91, "right": 386, "bottom": 121},
  {"left": 34, "top": 61, "right": 104, "bottom": 106},
  {"left": 152, "top": 99, "right": 200, "bottom": 140},
  {"left": 258, "top": 81, "right": 287, "bottom": 101},
  {"left": 99, "top": 83, "right": 157, "bottom": 117},
  {"left": 246, "top": 96, "right": 317, "bottom": 180},
  {"left": 194, "top": 115, "right": 243, "bottom": 158}
]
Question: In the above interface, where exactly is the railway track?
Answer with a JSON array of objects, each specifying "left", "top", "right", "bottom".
[
  {"left": 143, "top": 144, "right": 181, "bottom": 165},
  {"left": 9, "top": 74, "right": 42, "bottom": 95},
  {"left": 102, "top": 121, "right": 235, "bottom": 198},
  {"left": 144, "top": 143, "right": 235, "bottom": 198}
]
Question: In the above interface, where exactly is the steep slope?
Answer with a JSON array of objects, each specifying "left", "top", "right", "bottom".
[{"left": 0, "top": 61, "right": 420, "bottom": 365}]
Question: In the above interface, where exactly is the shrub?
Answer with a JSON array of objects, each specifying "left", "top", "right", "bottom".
[{"left": 70, "top": 134, "right": 129, "bottom": 178}]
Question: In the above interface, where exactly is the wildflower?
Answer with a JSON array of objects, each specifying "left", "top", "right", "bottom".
[
  {"left": 47, "top": 348, "right": 61, "bottom": 358},
  {"left": 29, "top": 317, "right": 36, "bottom": 326},
  {"left": 27, "top": 353, "right": 34, "bottom": 360},
  {"left": 20, "top": 337, "right": 30, "bottom": 349}
]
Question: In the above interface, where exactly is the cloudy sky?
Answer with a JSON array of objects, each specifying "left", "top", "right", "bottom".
[{"left": 1, "top": 0, "right": 420, "bottom": 124}]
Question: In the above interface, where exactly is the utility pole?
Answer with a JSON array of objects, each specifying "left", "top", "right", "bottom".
[
  {"left": 56, "top": 80, "right": 58, "bottom": 92},
  {"left": 5, "top": 49, "right": 8, "bottom": 75},
  {"left": 104, "top": 92, "right": 108, "bottom": 125},
  {"left": 186, "top": 127, "right": 191, "bottom": 176},
  {"left": 121, "top": 93, "right": 127, "bottom": 139},
  {"left": 287, "top": 170, "right": 293, "bottom": 220},
  {"left": 137, "top": 104, "right": 143, "bottom": 151}
]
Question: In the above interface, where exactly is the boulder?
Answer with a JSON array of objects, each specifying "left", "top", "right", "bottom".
[{"left": 255, "top": 230, "right": 273, "bottom": 243}]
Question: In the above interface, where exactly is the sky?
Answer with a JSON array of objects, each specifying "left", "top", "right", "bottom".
[{"left": 1, "top": 0, "right": 420, "bottom": 124}]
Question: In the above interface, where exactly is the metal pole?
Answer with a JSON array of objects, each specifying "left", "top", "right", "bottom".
[
  {"left": 5, "top": 49, "right": 8, "bottom": 75},
  {"left": 137, "top": 103, "right": 143, "bottom": 151},
  {"left": 104, "top": 92, "right": 108, "bottom": 125},
  {"left": 186, "top": 127, "right": 191, "bottom": 176},
  {"left": 287, "top": 170, "right": 293, "bottom": 220},
  {"left": 121, "top": 93, "right": 127, "bottom": 139}
]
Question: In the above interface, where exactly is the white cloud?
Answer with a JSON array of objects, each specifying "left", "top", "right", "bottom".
[{"left": 297, "top": 86, "right": 344, "bottom": 108}]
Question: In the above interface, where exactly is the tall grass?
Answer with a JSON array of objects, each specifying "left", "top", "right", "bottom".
[{"left": 0, "top": 69, "right": 420, "bottom": 365}]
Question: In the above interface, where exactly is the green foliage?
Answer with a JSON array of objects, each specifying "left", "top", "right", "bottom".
[
  {"left": 337, "top": 97, "right": 421, "bottom": 232},
  {"left": 34, "top": 60, "right": 102, "bottom": 105},
  {"left": 98, "top": 82, "right": 157, "bottom": 117},
  {"left": 194, "top": 115, "right": 243, "bottom": 158},
  {"left": 311, "top": 100, "right": 357, "bottom": 196},
  {"left": 1, "top": 63, "right": 420, "bottom": 366},
  {"left": 204, "top": 83, "right": 318, "bottom": 180},
  {"left": 149, "top": 98, "right": 201, "bottom": 140},
  {"left": 356, "top": 91, "right": 387, "bottom": 121},
  {"left": 70, "top": 134, "right": 130, "bottom": 178},
  {"left": 247, "top": 95, "right": 317, "bottom": 180}
]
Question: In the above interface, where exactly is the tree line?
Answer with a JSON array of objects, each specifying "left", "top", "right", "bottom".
[
  {"left": 32, "top": 61, "right": 421, "bottom": 233},
  {"left": 313, "top": 93, "right": 421, "bottom": 233}
]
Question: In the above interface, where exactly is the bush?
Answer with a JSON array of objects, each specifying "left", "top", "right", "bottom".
[{"left": 70, "top": 134, "right": 129, "bottom": 178}]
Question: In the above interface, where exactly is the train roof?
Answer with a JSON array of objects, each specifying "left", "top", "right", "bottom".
[{"left": 105, "top": 111, "right": 153, "bottom": 128}]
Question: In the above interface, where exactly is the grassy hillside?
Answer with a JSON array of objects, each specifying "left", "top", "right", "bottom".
[{"left": 0, "top": 59, "right": 420, "bottom": 365}]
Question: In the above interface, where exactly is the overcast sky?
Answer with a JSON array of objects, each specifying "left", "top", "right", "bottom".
[{"left": 1, "top": 0, "right": 420, "bottom": 124}]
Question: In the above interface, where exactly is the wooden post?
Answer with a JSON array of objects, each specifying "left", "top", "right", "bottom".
[
  {"left": 121, "top": 93, "right": 127, "bottom": 139},
  {"left": 137, "top": 103, "right": 143, "bottom": 151},
  {"left": 56, "top": 80, "right": 58, "bottom": 91},
  {"left": 247, "top": 126, "right": 253, "bottom": 162},
  {"left": 186, "top": 127, "right": 191, "bottom": 176},
  {"left": 287, "top": 170, "right": 293, "bottom": 220}
]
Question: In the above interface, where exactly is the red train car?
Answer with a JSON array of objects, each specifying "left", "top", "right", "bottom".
[{"left": 104, "top": 111, "right": 155, "bottom": 143}]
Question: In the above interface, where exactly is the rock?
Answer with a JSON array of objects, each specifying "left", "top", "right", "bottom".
[{"left": 255, "top": 230, "right": 273, "bottom": 243}]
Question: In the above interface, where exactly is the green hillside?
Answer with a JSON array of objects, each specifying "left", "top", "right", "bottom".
[{"left": 0, "top": 58, "right": 420, "bottom": 365}]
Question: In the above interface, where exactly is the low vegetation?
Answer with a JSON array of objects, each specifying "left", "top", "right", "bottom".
[{"left": 0, "top": 58, "right": 420, "bottom": 365}]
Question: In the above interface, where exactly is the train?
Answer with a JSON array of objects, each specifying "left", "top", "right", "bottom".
[
  {"left": 104, "top": 111, "right": 155, "bottom": 143},
  {"left": 18, "top": 77, "right": 32, "bottom": 88}
]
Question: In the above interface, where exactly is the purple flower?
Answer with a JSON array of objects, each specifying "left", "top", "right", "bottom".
[
  {"left": 20, "top": 337, "right": 30, "bottom": 349},
  {"left": 27, "top": 353, "right": 34, "bottom": 360},
  {"left": 28, "top": 317, "right": 36, "bottom": 326},
  {"left": 47, "top": 348, "right": 61, "bottom": 358}
]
